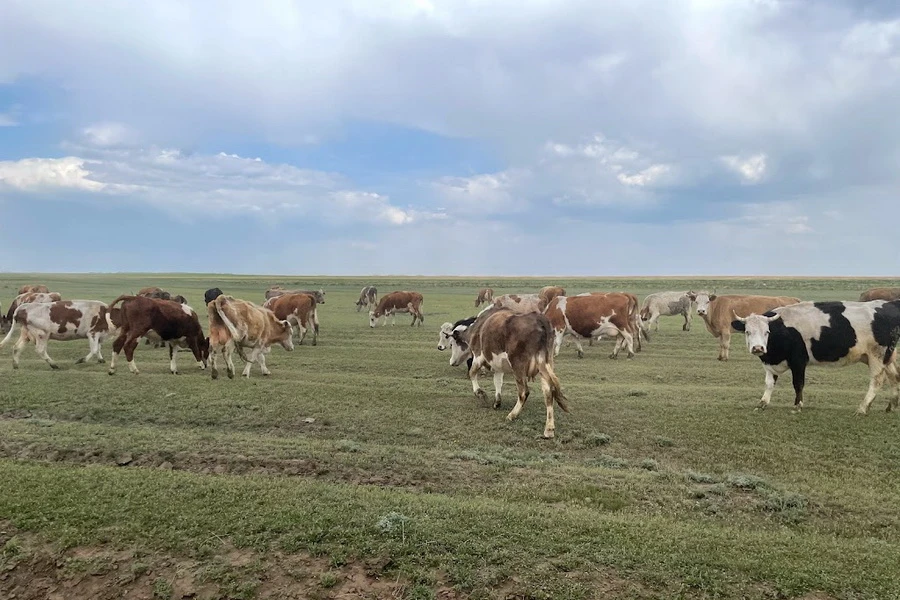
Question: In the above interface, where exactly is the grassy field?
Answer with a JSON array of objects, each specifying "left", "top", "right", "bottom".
[{"left": 1, "top": 274, "right": 899, "bottom": 600}]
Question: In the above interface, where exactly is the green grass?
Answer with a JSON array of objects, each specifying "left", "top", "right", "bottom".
[{"left": 1, "top": 274, "right": 900, "bottom": 599}]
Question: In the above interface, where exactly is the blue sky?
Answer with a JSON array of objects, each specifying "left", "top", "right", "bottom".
[{"left": 1, "top": 0, "right": 899, "bottom": 275}]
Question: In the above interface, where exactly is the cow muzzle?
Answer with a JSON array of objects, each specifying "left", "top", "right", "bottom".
[{"left": 751, "top": 345, "right": 765, "bottom": 355}]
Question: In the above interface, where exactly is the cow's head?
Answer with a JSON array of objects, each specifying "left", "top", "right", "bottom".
[
  {"left": 690, "top": 292, "right": 716, "bottom": 316},
  {"left": 315, "top": 289, "right": 325, "bottom": 305},
  {"left": 448, "top": 327, "right": 473, "bottom": 367},
  {"left": 437, "top": 322, "right": 454, "bottom": 351},
  {"left": 279, "top": 320, "right": 295, "bottom": 351},
  {"left": 368, "top": 310, "right": 379, "bottom": 328},
  {"left": 732, "top": 311, "right": 782, "bottom": 355}
]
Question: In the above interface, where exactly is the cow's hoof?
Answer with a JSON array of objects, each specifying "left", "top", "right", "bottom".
[
  {"left": 97, "top": 358, "right": 106, "bottom": 364},
  {"left": 542, "top": 431, "right": 555, "bottom": 439},
  {"left": 493, "top": 399, "right": 501, "bottom": 409},
  {"left": 227, "top": 371, "right": 234, "bottom": 379},
  {"left": 12, "top": 363, "right": 19, "bottom": 370},
  {"left": 171, "top": 371, "right": 179, "bottom": 375},
  {"left": 211, "top": 371, "right": 219, "bottom": 380},
  {"left": 855, "top": 408, "right": 869, "bottom": 416},
  {"left": 75, "top": 358, "right": 85, "bottom": 365},
  {"left": 576, "top": 350, "right": 584, "bottom": 359},
  {"left": 312, "top": 341, "right": 317, "bottom": 346},
  {"left": 627, "top": 353, "right": 635, "bottom": 359},
  {"left": 262, "top": 372, "right": 271, "bottom": 377},
  {"left": 49, "top": 364, "right": 60, "bottom": 370},
  {"left": 608, "top": 353, "right": 617, "bottom": 360},
  {"left": 108, "top": 370, "right": 115, "bottom": 376},
  {"left": 474, "top": 389, "right": 487, "bottom": 400}
]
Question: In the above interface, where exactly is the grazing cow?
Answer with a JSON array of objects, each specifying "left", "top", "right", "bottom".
[
  {"left": 449, "top": 308, "right": 570, "bottom": 439},
  {"left": 474, "top": 287, "right": 494, "bottom": 307},
  {"left": 489, "top": 294, "right": 546, "bottom": 314},
  {"left": 265, "top": 287, "right": 326, "bottom": 304},
  {"left": 437, "top": 316, "right": 477, "bottom": 370},
  {"left": 356, "top": 286, "right": 378, "bottom": 312},
  {"left": 544, "top": 294, "right": 638, "bottom": 358},
  {"left": 859, "top": 287, "right": 900, "bottom": 302},
  {"left": 2, "top": 292, "right": 63, "bottom": 334},
  {"left": 732, "top": 301, "right": 900, "bottom": 414},
  {"left": 691, "top": 293, "right": 801, "bottom": 361},
  {"left": 640, "top": 291, "right": 698, "bottom": 332},
  {"left": 107, "top": 295, "right": 208, "bottom": 375},
  {"left": 0, "top": 300, "right": 118, "bottom": 369},
  {"left": 207, "top": 295, "right": 294, "bottom": 379},
  {"left": 264, "top": 292, "right": 320, "bottom": 345},
  {"left": 204, "top": 288, "right": 224, "bottom": 305},
  {"left": 369, "top": 291, "right": 424, "bottom": 327},
  {"left": 538, "top": 286, "right": 566, "bottom": 306},
  {"left": 17, "top": 284, "right": 50, "bottom": 295}
]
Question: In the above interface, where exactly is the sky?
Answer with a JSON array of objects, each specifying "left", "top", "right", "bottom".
[{"left": 0, "top": 0, "right": 898, "bottom": 276}]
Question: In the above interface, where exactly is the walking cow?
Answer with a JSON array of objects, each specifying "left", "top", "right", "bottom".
[
  {"left": 691, "top": 293, "right": 800, "bottom": 361},
  {"left": 369, "top": 291, "right": 424, "bottom": 327}
]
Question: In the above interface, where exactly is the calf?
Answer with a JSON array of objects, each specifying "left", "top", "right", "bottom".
[
  {"left": 204, "top": 287, "right": 224, "bottom": 305},
  {"left": 207, "top": 295, "right": 294, "bottom": 379},
  {"left": 264, "top": 292, "right": 320, "bottom": 345},
  {"left": 0, "top": 300, "right": 117, "bottom": 369},
  {"left": 437, "top": 316, "right": 477, "bottom": 370},
  {"left": 859, "top": 287, "right": 900, "bottom": 302},
  {"left": 691, "top": 293, "right": 801, "bottom": 361},
  {"left": 474, "top": 287, "right": 494, "bottom": 307},
  {"left": 356, "top": 286, "right": 378, "bottom": 312},
  {"left": 107, "top": 295, "right": 208, "bottom": 375},
  {"left": 733, "top": 301, "right": 900, "bottom": 414},
  {"left": 640, "top": 291, "right": 697, "bottom": 332},
  {"left": 544, "top": 294, "right": 637, "bottom": 358},
  {"left": 449, "top": 308, "right": 570, "bottom": 438},
  {"left": 18, "top": 284, "right": 50, "bottom": 295},
  {"left": 369, "top": 291, "right": 424, "bottom": 327}
]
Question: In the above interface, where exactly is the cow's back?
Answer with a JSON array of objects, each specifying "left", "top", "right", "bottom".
[
  {"left": 860, "top": 287, "right": 900, "bottom": 302},
  {"left": 709, "top": 295, "right": 801, "bottom": 332}
]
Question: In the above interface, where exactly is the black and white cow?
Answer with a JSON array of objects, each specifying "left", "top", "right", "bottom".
[
  {"left": 437, "top": 316, "right": 476, "bottom": 371},
  {"left": 732, "top": 300, "right": 900, "bottom": 414}
]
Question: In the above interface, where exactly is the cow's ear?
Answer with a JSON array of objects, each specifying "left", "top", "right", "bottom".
[
  {"left": 731, "top": 320, "right": 746, "bottom": 332},
  {"left": 709, "top": 294, "right": 717, "bottom": 301}
]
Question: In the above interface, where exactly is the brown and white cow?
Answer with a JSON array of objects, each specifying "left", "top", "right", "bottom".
[
  {"left": 538, "top": 286, "right": 566, "bottom": 306},
  {"left": 356, "top": 286, "right": 378, "bottom": 312},
  {"left": 0, "top": 300, "right": 118, "bottom": 369},
  {"left": 690, "top": 293, "right": 801, "bottom": 361},
  {"left": 369, "top": 291, "right": 424, "bottom": 327},
  {"left": 474, "top": 287, "right": 494, "bottom": 307},
  {"left": 263, "top": 292, "right": 319, "bottom": 345},
  {"left": 107, "top": 295, "right": 208, "bottom": 375},
  {"left": 17, "top": 284, "right": 50, "bottom": 295},
  {"left": 2, "top": 292, "right": 63, "bottom": 334},
  {"left": 448, "top": 308, "right": 570, "bottom": 438},
  {"left": 859, "top": 287, "right": 900, "bottom": 302},
  {"left": 545, "top": 293, "right": 638, "bottom": 359},
  {"left": 265, "top": 287, "right": 326, "bottom": 304},
  {"left": 488, "top": 294, "right": 546, "bottom": 315},
  {"left": 207, "top": 295, "right": 294, "bottom": 379}
]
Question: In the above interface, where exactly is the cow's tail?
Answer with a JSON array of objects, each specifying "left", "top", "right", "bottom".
[
  {"left": 213, "top": 296, "right": 250, "bottom": 361},
  {"left": 0, "top": 310, "right": 21, "bottom": 347},
  {"left": 884, "top": 325, "right": 900, "bottom": 365},
  {"left": 109, "top": 295, "right": 136, "bottom": 310}
]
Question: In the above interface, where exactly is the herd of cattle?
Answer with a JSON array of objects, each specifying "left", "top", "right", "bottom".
[{"left": 2, "top": 283, "right": 900, "bottom": 438}]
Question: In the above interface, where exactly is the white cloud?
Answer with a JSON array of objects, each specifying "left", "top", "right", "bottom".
[
  {"left": 721, "top": 153, "right": 767, "bottom": 183},
  {"left": 0, "top": 113, "right": 17, "bottom": 127},
  {"left": 81, "top": 122, "right": 137, "bottom": 147},
  {"left": 617, "top": 164, "right": 671, "bottom": 187},
  {"left": 431, "top": 171, "right": 524, "bottom": 213},
  {"left": 0, "top": 157, "right": 105, "bottom": 191}
]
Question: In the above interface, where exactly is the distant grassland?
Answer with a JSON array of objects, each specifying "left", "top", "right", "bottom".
[{"left": 1, "top": 274, "right": 899, "bottom": 600}]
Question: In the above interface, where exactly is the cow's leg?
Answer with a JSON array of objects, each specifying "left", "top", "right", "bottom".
[
  {"left": 553, "top": 330, "right": 565, "bottom": 357},
  {"left": 506, "top": 376, "right": 530, "bottom": 423},
  {"left": 257, "top": 351, "right": 271, "bottom": 376},
  {"left": 857, "top": 360, "right": 888, "bottom": 415},
  {"left": 885, "top": 362, "right": 900, "bottom": 412},
  {"left": 718, "top": 331, "right": 731, "bottom": 361},
  {"left": 683, "top": 310, "right": 692, "bottom": 332},
  {"left": 224, "top": 341, "right": 236, "bottom": 379},
  {"left": 469, "top": 355, "right": 487, "bottom": 401},
  {"left": 572, "top": 336, "right": 586, "bottom": 359},
  {"left": 650, "top": 312, "right": 661, "bottom": 332},
  {"left": 123, "top": 335, "right": 141, "bottom": 374},
  {"left": 296, "top": 316, "right": 307, "bottom": 345},
  {"left": 492, "top": 371, "right": 504, "bottom": 409},
  {"left": 33, "top": 333, "right": 58, "bottom": 369},
  {"left": 169, "top": 344, "right": 179, "bottom": 374},
  {"left": 77, "top": 334, "right": 101, "bottom": 364},
  {"left": 611, "top": 330, "right": 635, "bottom": 359},
  {"left": 242, "top": 347, "right": 262, "bottom": 377},
  {"left": 12, "top": 330, "right": 30, "bottom": 369},
  {"left": 209, "top": 344, "right": 220, "bottom": 379},
  {"left": 540, "top": 374, "right": 556, "bottom": 438},
  {"left": 756, "top": 364, "right": 783, "bottom": 410},
  {"left": 108, "top": 332, "right": 127, "bottom": 374},
  {"left": 311, "top": 312, "right": 319, "bottom": 346},
  {"left": 789, "top": 361, "right": 806, "bottom": 411},
  {"left": 390, "top": 310, "right": 396, "bottom": 326}
]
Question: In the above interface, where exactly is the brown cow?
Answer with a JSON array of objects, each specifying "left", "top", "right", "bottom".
[
  {"left": 474, "top": 287, "right": 494, "bottom": 307},
  {"left": 17, "top": 284, "right": 50, "bottom": 295},
  {"left": 369, "top": 291, "right": 424, "bottom": 327},
  {"left": 0, "top": 300, "right": 117, "bottom": 369},
  {"left": 690, "top": 293, "right": 801, "bottom": 361},
  {"left": 263, "top": 292, "right": 319, "bottom": 345},
  {"left": 356, "top": 286, "right": 378, "bottom": 312},
  {"left": 489, "top": 294, "right": 546, "bottom": 314},
  {"left": 538, "top": 286, "right": 566, "bottom": 306},
  {"left": 137, "top": 286, "right": 172, "bottom": 301},
  {"left": 207, "top": 295, "right": 294, "bottom": 379},
  {"left": 107, "top": 295, "right": 208, "bottom": 375},
  {"left": 545, "top": 294, "right": 638, "bottom": 359},
  {"left": 265, "top": 287, "right": 326, "bottom": 304},
  {"left": 449, "top": 308, "right": 570, "bottom": 439},
  {"left": 2, "top": 292, "right": 63, "bottom": 334},
  {"left": 859, "top": 287, "right": 900, "bottom": 302}
]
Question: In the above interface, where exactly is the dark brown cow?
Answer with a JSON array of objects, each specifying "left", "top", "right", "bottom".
[
  {"left": 369, "top": 291, "right": 424, "bottom": 327},
  {"left": 475, "top": 287, "right": 495, "bottom": 307},
  {"left": 544, "top": 293, "right": 638, "bottom": 359},
  {"left": 107, "top": 295, "right": 208, "bottom": 375},
  {"left": 0, "top": 300, "right": 117, "bottom": 369},
  {"left": 263, "top": 292, "right": 319, "bottom": 345},
  {"left": 17, "top": 284, "right": 50, "bottom": 295},
  {"left": 450, "top": 308, "right": 570, "bottom": 438},
  {"left": 859, "top": 287, "right": 900, "bottom": 302}
]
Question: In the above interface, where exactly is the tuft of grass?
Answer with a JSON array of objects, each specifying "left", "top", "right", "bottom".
[
  {"left": 319, "top": 571, "right": 339, "bottom": 589},
  {"left": 583, "top": 433, "right": 611, "bottom": 447},
  {"left": 152, "top": 577, "right": 173, "bottom": 600},
  {"left": 376, "top": 512, "right": 411, "bottom": 542},
  {"left": 625, "top": 390, "right": 649, "bottom": 398},
  {"left": 726, "top": 474, "right": 770, "bottom": 491},
  {"left": 686, "top": 471, "right": 719, "bottom": 484},
  {"left": 335, "top": 439, "right": 362, "bottom": 453},
  {"left": 639, "top": 458, "right": 659, "bottom": 471},
  {"left": 586, "top": 454, "right": 629, "bottom": 469},
  {"left": 654, "top": 436, "right": 675, "bottom": 448}
]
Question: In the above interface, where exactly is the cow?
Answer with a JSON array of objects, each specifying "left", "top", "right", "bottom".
[
  {"left": 203, "top": 288, "right": 223, "bottom": 305},
  {"left": 437, "top": 316, "right": 477, "bottom": 371},
  {"left": 690, "top": 293, "right": 801, "bottom": 361},
  {"left": 474, "top": 287, "right": 494, "bottom": 307},
  {"left": 732, "top": 301, "right": 900, "bottom": 414},
  {"left": 265, "top": 287, "right": 326, "bottom": 304},
  {"left": 538, "top": 286, "right": 566, "bottom": 306},
  {"left": 0, "top": 300, "right": 118, "bottom": 369},
  {"left": 17, "top": 284, "right": 50, "bottom": 295},
  {"left": 2, "top": 292, "right": 63, "bottom": 334},
  {"left": 207, "top": 295, "right": 294, "bottom": 379},
  {"left": 263, "top": 292, "right": 320, "bottom": 345},
  {"left": 369, "top": 291, "right": 424, "bottom": 327},
  {"left": 356, "top": 286, "right": 378, "bottom": 312},
  {"left": 489, "top": 294, "right": 546, "bottom": 314},
  {"left": 107, "top": 295, "right": 208, "bottom": 375},
  {"left": 859, "top": 287, "right": 900, "bottom": 302},
  {"left": 137, "top": 287, "right": 172, "bottom": 301},
  {"left": 447, "top": 308, "right": 570, "bottom": 439},
  {"left": 171, "top": 295, "right": 188, "bottom": 305},
  {"left": 544, "top": 294, "right": 638, "bottom": 359},
  {"left": 640, "top": 291, "right": 698, "bottom": 332}
]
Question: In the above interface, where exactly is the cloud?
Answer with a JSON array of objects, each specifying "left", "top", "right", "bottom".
[
  {"left": 0, "top": 113, "right": 17, "bottom": 127},
  {"left": 81, "top": 122, "right": 137, "bottom": 147},
  {"left": 0, "top": 157, "right": 105, "bottom": 191},
  {"left": 720, "top": 153, "right": 767, "bottom": 183}
]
